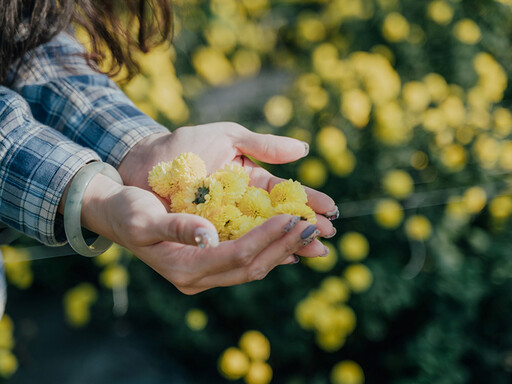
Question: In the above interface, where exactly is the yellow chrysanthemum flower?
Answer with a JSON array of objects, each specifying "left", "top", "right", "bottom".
[
  {"left": 212, "top": 163, "right": 250, "bottom": 204},
  {"left": 238, "top": 187, "right": 275, "bottom": 218},
  {"left": 170, "top": 188, "right": 192, "bottom": 213},
  {"left": 270, "top": 179, "right": 308, "bottom": 206},
  {"left": 168, "top": 152, "right": 207, "bottom": 189},
  {"left": 274, "top": 202, "right": 317, "bottom": 224},
  {"left": 231, "top": 216, "right": 267, "bottom": 240},
  {"left": 182, "top": 177, "right": 224, "bottom": 215},
  {"left": 210, "top": 205, "right": 243, "bottom": 241},
  {"left": 148, "top": 161, "right": 177, "bottom": 199}
]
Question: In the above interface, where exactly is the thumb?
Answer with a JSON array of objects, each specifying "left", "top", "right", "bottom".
[
  {"left": 156, "top": 213, "right": 219, "bottom": 248},
  {"left": 235, "top": 129, "right": 309, "bottom": 164}
]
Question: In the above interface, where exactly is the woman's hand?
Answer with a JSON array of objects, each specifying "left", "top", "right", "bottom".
[
  {"left": 81, "top": 173, "right": 322, "bottom": 294},
  {"left": 117, "top": 123, "right": 338, "bottom": 257}
]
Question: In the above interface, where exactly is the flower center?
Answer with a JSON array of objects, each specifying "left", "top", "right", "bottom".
[{"left": 194, "top": 186, "right": 210, "bottom": 204}]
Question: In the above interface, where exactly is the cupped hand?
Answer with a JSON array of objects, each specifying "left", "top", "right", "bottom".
[
  {"left": 82, "top": 174, "right": 323, "bottom": 294},
  {"left": 117, "top": 122, "right": 339, "bottom": 256}
]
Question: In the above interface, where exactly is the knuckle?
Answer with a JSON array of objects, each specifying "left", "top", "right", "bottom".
[
  {"left": 284, "top": 242, "right": 297, "bottom": 256},
  {"left": 233, "top": 248, "right": 252, "bottom": 268},
  {"left": 172, "top": 274, "right": 193, "bottom": 289},
  {"left": 227, "top": 121, "right": 244, "bottom": 131},
  {"left": 248, "top": 265, "right": 269, "bottom": 282},
  {"left": 169, "top": 218, "right": 189, "bottom": 244},
  {"left": 179, "top": 287, "right": 201, "bottom": 295}
]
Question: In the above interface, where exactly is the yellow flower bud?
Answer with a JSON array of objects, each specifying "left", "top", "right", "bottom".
[
  {"left": 239, "top": 330, "right": 271, "bottom": 361},
  {"left": 316, "top": 126, "right": 347, "bottom": 157},
  {"left": 341, "top": 89, "right": 372, "bottom": 128},
  {"left": 298, "top": 158, "right": 328, "bottom": 188},
  {"left": 316, "top": 330, "right": 346, "bottom": 352},
  {"left": 264, "top": 95, "right": 293, "bottom": 127},
  {"left": 327, "top": 150, "right": 357, "bottom": 177},
  {"left": 331, "top": 360, "right": 365, "bottom": 384},
  {"left": 100, "top": 265, "right": 129, "bottom": 289},
  {"left": 374, "top": 199, "right": 404, "bottom": 229},
  {"left": 0, "top": 350, "right": 18, "bottom": 378},
  {"left": 427, "top": 0, "right": 454, "bottom": 25},
  {"left": 382, "top": 170, "right": 414, "bottom": 199},
  {"left": 382, "top": 12, "right": 410, "bottom": 42},
  {"left": 405, "top": 215, "right": 432, "bottom": 241},
  {"left": 218, "top": 347, "right": 250, "bottom": 380},
  {"left": 185, "top": 309, "right": 208, "bottom": 331},
  {"left": 319, "top": 276, "right": 351, "bottom": 303},
  {"left": 402, "top": 81, "right": 431, "bottom": 112},
  {"left": 423, "top": 73, "right": 448, "bottom": 103},
  {"left": 463, "top": 187, "right": 487, "bottom": 214},
  {"left": 440, "top": 144, "right": 467, "bottom": 172},
  {"left": 338, "top": 232, "right": 369, "bottom": 262},
  {"left": 343, "top": 264, "right": 373, "bottom": 293},
  {"left": 304, "top": 242, "right": 338, "bottom": 272},
  {"left": 95, "top": 244, "right": 123, "bottom": 266},
  {"left": 453, "top": 19, "right": 481, "bottom": 44},
  {"left": 489, "top": 196, "right": 512, "bottom": 219},
  {"left": 245, "top": 361, "right": 273, "bottom": 384}
]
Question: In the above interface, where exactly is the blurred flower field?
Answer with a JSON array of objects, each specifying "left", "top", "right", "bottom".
[{"left": 3, "top": 0, "right": 512, "bottom": 382}]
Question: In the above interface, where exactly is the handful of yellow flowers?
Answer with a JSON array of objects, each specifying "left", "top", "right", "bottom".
[{"left": 148, "top": 153, "right": 317, "bottom": 241}]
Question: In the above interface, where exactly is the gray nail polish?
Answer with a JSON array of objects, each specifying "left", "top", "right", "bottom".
[
  {"left": 301, "top": 225, "right": 318, "bottom": 239},
  {"left": 300, "top": 226, "right": 321, "bottom": 246},
  {"left": 321, "top": 245, "right": 330, "bottom": 257},
  {"left": 324, "top": 227, "right": 337, "bottom": 239},
  {"left": 194, "top": 228, "right": 219, "bottom": 248},
  {"left": 283, "top": 216, "right": 301, "bottom": 233},
  {"left": 325, "top": 206, "right": 340, "bottom": 221}
]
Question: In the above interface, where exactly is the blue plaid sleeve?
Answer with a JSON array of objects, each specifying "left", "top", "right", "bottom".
[
  {"left": 0, "top": 87, "right": 101, "bottom": 246},
  {"left": 9, "top": 32, "right": 168, "bottom": 169}
]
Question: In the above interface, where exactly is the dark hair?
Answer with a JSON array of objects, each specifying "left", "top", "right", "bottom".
[{"left": 0, "top": 0, "right": 173, "bottom": 85}]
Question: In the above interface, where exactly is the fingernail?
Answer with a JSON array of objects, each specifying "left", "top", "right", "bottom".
[
  {"left": 321, "top": 245, "right": 330, "bottom": 257},
  {"left": 325, "top": 206, "right": 340, "bottom": 221},
  {"left": 283, "top": 216, "right": 301, "bottom": 233},
  {"left": 300, "top": 225, "right": 320, "bottom": 246},
  {"left": 324, "top": 227, "right": 337, "bottom": 239},
  {"left": 289, "top": 255, "right": 300, "bottom": 264},
  {"left": 303, "top": 142, "right": 309, "bottom": 156},
  {"left": 194, "top": 228, "right": 219, "bottom": 248}
]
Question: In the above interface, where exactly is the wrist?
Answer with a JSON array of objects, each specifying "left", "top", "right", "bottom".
[
  {"left": 80, "top": 173, "right": 124, "bottom": 241},
  {"left": 117, "top": 132, "right": 171, "bottom": 187}
]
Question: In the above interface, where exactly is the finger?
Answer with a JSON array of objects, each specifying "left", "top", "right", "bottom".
[
  {"left": 315, "top": 215, "right": 336, "bottom": 237},
  {"left": 152, "top": 212, "right": 219, "bottom": 247},
  {"left": 279, "top": 254, "right": 300, "bottom": 265},
  {"left": 233, "top": 127, "right": 309, "bottom": 164},
  {"left": 194, "top": 221, "right": 321, "bottom": 288},
  {"left": 242, "top": 158, "right": 337, "bottom": 215},
  {"left": 193, "top": 214, "right": 301, "bottom": 275},
  {"left": 294, "top": 238, "right": 329, "bottom": 257}
]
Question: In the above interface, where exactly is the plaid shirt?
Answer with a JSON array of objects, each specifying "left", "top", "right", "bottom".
[{"left": 0, "top": 32, "right": 168, "bottom": 246}]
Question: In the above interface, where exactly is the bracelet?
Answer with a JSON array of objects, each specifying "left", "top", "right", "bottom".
[{"left": 63, "top": 161, "right": 123, "bottom": 257}]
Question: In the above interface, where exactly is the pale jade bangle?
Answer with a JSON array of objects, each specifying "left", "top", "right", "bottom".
[{"left": 63, "top": 162, "right": 123, "bottom": 257}]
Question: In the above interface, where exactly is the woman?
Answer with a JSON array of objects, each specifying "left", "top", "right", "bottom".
[{"left": 0, "top": 0, "right": 338, "bottom": 298}]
